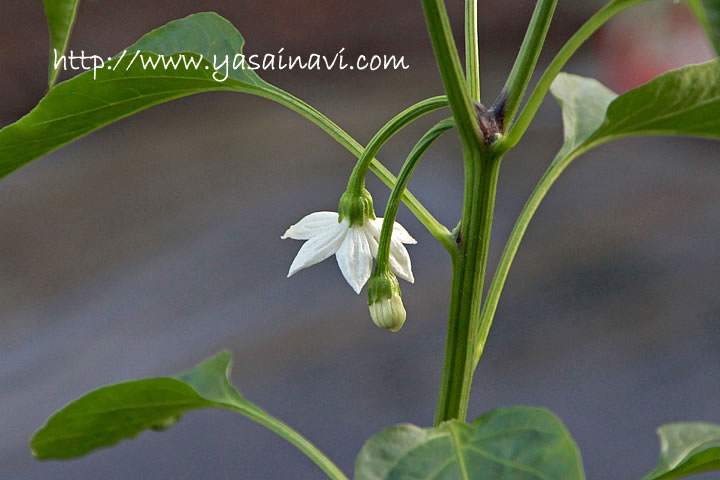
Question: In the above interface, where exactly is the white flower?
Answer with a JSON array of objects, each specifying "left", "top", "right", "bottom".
[{"left": 281, "top": 211, "right": 416, "bottom": 294}]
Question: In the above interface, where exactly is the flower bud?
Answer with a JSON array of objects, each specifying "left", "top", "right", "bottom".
[
  {"left": 367, "top": 271, "right": 406, "bottom": 332},
  {"left": 369, "top": 293, "right": 406, "bottom": 332},
  {"left": 338, "top": 188, "right": 375, "bottom": 226}
]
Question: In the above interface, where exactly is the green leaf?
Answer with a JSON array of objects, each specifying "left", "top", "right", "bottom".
[
  {"left": 42, "top": 0, "right": 81, "bottom": 87},
  {"left": 587, "top": 60, "right": 720, "bottom": 143},
  {"left": 173, "top": 348, "right": 250, "bottom": 406},
  {"left": 550, "top": 72, "right": 618, "bottom": 160},
  {"left": 643, "top": 423, "right": 720, "bottom": 480},
  {"left": 688, "top": 0, "right": 720, "bottom": 56},
  {"left": 547, "top": 60, "right": 720, "bottom": 168},
  {"left": 30, "top": 351, "right": 349, "bottom": 480},
  {"left": 30, "top": 351, "right": 249, "bottom": 459},
  {"left": 0, "top": 12, "right": 271, "bottom": 179},
  {"left": 550, "top": 61, "right": 720, "bottom": 160},
  {"left": 354, "top": 406, "right": 585, "bottom": 480}
]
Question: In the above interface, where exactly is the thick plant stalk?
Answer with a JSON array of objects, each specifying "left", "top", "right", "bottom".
[
  {"left": 435, "top": 152, "right": 501, "bottom": 424},
  {"left": 422, "top": 0, "right": 501, "bottom": 425}
]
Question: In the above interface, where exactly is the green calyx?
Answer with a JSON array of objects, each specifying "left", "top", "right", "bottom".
[
  {"left": 338, "top": 188, "right": 376, "bottom": 226},
  {"left": 367, "top": 270, "right": 401, "bottom": 306},
  {"left": 367, "top": 271, "right": 406, "bottom": 332}
]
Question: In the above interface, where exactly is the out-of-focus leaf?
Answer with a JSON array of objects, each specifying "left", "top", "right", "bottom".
[
  {"left": 642, "top": 422, "right": 720, "bottom": 480},
  {"left": 550, "top": 61, "right": 720, "bottom": 163},
  {"left": 42, "top": 0, "right": 81, "bottom": 87},
  {"left": 354, "top": 406, "right": 585, "bottom": 480},
  {"left": 549, "top": 72, "right": 618, "bottom": 160},
  {"left": 30, "top": 351, "right": 254, "bottom": 459},
  {"left": 544, "top": 60, "right": 720, "bottom": 176}
]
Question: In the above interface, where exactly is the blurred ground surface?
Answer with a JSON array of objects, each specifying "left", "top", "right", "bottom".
[{"left": 1, "top": 2, "right": 719, "bottom": 480}]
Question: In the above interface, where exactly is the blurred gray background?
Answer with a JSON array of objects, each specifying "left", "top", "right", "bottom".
[{"left": 1, "top": 1, "right": 719, "bottom": 479}]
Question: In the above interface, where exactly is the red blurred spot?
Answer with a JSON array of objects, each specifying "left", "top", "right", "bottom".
[{"left": 595, "top": 4, "right": 713, "bottom": 92}]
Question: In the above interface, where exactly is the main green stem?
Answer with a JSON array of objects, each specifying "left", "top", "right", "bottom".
[
  {"left": 435, "top": 151, "right": 500, "bottom": 425},
  {"left": 429, "top": 0, "right": 657, "bottom": 423},
  {"left": 423, "top": 0, "right": 498, "bottom": 424}
]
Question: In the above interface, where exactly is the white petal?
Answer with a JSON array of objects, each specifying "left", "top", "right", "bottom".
[
  {"left": 362, "top": 222, "right": 380, "bottom": 257},
  {"left": 391, "top": 221, "right": 417, "bottom": 244},
  {"left": 282, "top": 211, "right": 340, "bottom": 240},
  {"left": 388, "top": 238, "right": 414, "bottom": 283},
  {"left": 366, "top": 219, "right": 414, "bottom": 283},
  {"left": 365, "top": 218, "right": 381, "bottom": 240},
  {"left": 335, "top": 226, "right": 373, "bottom": 294},
  {"left": 371, "top": 218, "right": 417, "bottom": 244},
  {"left": 287, "top": 223, "right": 347, "bottom": 277}
]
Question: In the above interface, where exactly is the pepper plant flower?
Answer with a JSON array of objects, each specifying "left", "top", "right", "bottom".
[{"left": 282, "top": 211, "right": 416, "bottom": 294}]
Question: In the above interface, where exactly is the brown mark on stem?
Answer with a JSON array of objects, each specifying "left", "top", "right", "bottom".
[{"left": 473, "top": 91, "right": 507, "bottom": 146}]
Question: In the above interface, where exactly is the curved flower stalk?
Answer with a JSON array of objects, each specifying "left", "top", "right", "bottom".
[
  {"left": 366, "top": 118, "right": 456, "bottom": 331},
  {"left": 282, "top": 211, "right": 416, "bottom": 294}
]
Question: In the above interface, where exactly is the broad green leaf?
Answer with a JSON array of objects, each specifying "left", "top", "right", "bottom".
[
  {"left": 688, "top": 0, "right": 720, "bottom": 56},
  {"left": 546, "top": 62, "right": 720, "bottom": 180},
  {"left": 543, "top": 61, "right": 720, "bottom": 170},
  {"left": 30, "top": 351, "right": 347, "bottom": 480},
  {"left": 643, "top": 423, "right": 720, "bottom": 480},
  {"left": 42, "top": 0, "right": 81, "bottom": 87},
  {"left": 30, "top": 351, "right": 253, "bottom": 459},
  {"left": 0, "top": 12, "right": 271, "bottom": 179},
  {"left": 587, "top": 60, "right": 720, "bottom": 144},
  {"left": 354, "top": 406, "right": 585, "bottom": 480},
  {"left": 550, "top": 61, "right": 720, "bottom": 162},
  {"left": 30, "top": 378, "right": 212, "bottom": 459}
]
